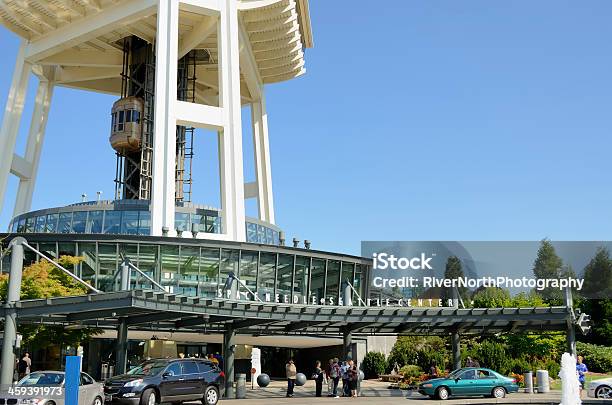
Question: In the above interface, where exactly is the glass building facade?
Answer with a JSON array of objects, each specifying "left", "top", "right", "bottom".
[
  {"left": 0, "top": 234, "right": 370, "bottom": 306},
  {"left": 9, "top": 200, "right": 281, "bottom": 245}
]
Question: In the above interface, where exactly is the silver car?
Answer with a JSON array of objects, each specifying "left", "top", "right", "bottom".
[
  {"left": 588, "top": 376, "right": 612, "bottom": 399},
  {"left": 14, "top": 371, "right": 104, "bottom": 405}
]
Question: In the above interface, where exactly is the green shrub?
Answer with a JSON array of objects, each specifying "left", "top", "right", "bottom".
[
  {"left": 387, "top": 336, "right": 448, "bottom": 372},
  {"left": 507, "top": 357, "right": 533, "bottom": 374},
  {"left": 577, "top": 342, "right": 612, "bottom": 373},
  {"left": 476, "top": 340, "right": 511, "bottom": 374},
  {"left": 540, "top": 359, "right": 561, "bottom": 377},
  {"left": 362, "top": 351, "right": 387, "bottom": 379}
]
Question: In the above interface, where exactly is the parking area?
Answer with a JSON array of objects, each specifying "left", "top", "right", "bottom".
[{"left": 220, "top": 380, "right": 612, "bottom": 404}]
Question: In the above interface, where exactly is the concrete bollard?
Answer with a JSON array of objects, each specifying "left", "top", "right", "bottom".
[
  {"left": 536, "top": 370, "right": 550, "bottom": 393},
  {"left": 236, "top": 373, "right": 247, "bottom": 399},
  {"left": 524, "top": 371, "right": 533, "bottom": 394}
]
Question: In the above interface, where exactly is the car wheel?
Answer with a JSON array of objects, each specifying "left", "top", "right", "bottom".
[
  {"left": 140, "top": 389, "right": 157, "bottom": 405},
  {"left": 492, "top": 386, "right": 506, "bottom": 398},
  {"left": 203, "top": 386, "right": 219, "bottom": 405},
  {"left": 596, "top": 385, "right": 612, "bottom": 399},
  {"left": 92, "top": 396, "right": 103, "bottom": 405},
  {"left": 436, "top": 386, "right": 450, "bottom": 400}
]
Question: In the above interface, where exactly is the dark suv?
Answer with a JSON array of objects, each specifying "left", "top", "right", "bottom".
[{"left": 104, "top": 359, "right": 224, "bottom": 405}]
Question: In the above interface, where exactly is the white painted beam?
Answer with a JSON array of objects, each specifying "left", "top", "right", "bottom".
[
  {"left": 175, "top": 100, "right": 224, "bottom": 129},
  {"left": 150, "top": 0, "right": 179, "bottom": 237},
  {"left": 24, "top": 0, "right": 157, "bottom": 62},
  {"left": 179, "top": 0, "right": 221, "bottom": 16},
  {"left": 54, "top": 66, "right": 122, "bottom": 83},
  {"left": 13, "top": 80, "right": 54, "bottom": 216},
  {"left": 238, "top": 16, "right": 262, "bottom": 101},
  {"left": 0, "top": 42, "right": 31, "bottom": 219},
  {"left": 218, "top": 0, "right": 246, "bottom": 241},
  {"left": 251, "top": 95, "right": 275, "bottom": 224},
  {"left": 178, "top": 15, "right": 217, "bottom": 58},
  {"left": 10, "top": 155, "right": 32, "bottom": 180},
  {"left": 38, "top": 48, "right": 124, "bottom": 67}
]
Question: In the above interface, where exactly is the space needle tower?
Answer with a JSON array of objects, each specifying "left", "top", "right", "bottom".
[{"left": 0, "top": 0, "right": 313, "bottom": 242}]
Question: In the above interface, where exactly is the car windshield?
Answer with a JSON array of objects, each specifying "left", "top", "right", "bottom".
[
  {"left": 18, "top": 372, "right": 64, "bottom": 386},
  {"left": 127, "top": 361, "right": 168, "bottom": 376}
]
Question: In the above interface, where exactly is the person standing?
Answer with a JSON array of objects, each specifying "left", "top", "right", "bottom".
[
  {"left": 576, "top": 355, "right": 588, "bottom": 398},
  {"left": 348, "top": 360, "right": 358, "bottom": 398},
  {"left": 341, "top": 361, "right": 350, "bottom": 397},
  {"left": 329, "top": 358, "right": 341, "bottom": 398},
  {"left": 286, "top": 359, "right": 297, "bottom": 398},
  {"left": 312, "top": 361, "right": 324, "bottom": 397}
]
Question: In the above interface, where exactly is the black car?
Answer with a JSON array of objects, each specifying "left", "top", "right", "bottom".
[{"left": 104, "top": 358, "right": 224, "bottom": 405}]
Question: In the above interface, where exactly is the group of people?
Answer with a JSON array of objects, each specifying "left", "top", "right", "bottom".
[{"left": 285, "top": 358, "right": 360, "bottom": 398}]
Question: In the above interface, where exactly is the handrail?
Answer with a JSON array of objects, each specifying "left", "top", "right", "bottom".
[{"left": 22, "top": 241, "right": 101, "bottom": 293}]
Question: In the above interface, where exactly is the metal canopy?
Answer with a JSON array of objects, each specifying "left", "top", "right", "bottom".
[{"left": 4, "top": 289, "right": 572, "bottom": 337}]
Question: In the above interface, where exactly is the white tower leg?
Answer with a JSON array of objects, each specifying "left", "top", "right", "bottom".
[
  {"left": 218, "top": 0, "right": 246, "bottom": 241},
  {"left": 150, "top": 0, "right": 179, "bottom": 236},
  {"left": 251, "top": 95, "right": 275, "bottom": 224},
  {"left": 0, "top": 42, "right": 31, "bottom": 218},
  {"left": 13, "top": 79, "right": 54, "bottom": 217}
]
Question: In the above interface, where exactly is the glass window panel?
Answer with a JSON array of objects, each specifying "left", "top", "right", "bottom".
[
  {"left": 126, "top": 110, "right": 132, "bottom": 122},
  {"left": 294, "top": 256, "right": 310, "bottom": 305},
  {"left": 341, "top": 262, "right": 355, "bottom": 304},
  {"left": 58, "top": 243, "right": 77, "bottom": 274},
  {"left": 276, "top": 254, "right": 293, "bottom": 303},
  {"left": 219, "top": 249, "right": 239, "bottom": 299},
  {"left": 45, "top": 214, "right": 58, "bottom": 233},
  {"left": 72, "top": 211, "right": 87, "bottom": 233},
  {"left": 257, "top": 225, "right": 265, "bottom": 243},
  {"left": 178, "top": 246, "right": 199, "bottom": 296},
  {"left": 39, "top": 243, "right": 57, "bottom": 259},
  {"left": 239, "top": 251, "right": 258, "bottom": 299},
  {"left": 160, "top": 245, "right": 179, "bottom": 293},
  {"left": 138, "top": 211, "right": 151, "bottom": 235},
  {"left": 205, "top": 215, "right": 219, "bottom": 233},
  {"left": 17, "top": 218, "right": 25, "bottom": 233},
  {"left": 86, "top": 211, "right": 103, "bottom": 233},
  {"left": 175, "top": 213, "right": 189, "bottom": 232},
  {"left": 326, "top": 261, "right": 341, "bottom": 305},
  {"left": 246, "top": 223, "right": 257, "bottom": 243},
  {"left": 310, "top": 259, "right": 326, "bottom": 305},
  {"left": 11, "top": 220, "right": 17, "bottom": 232},
  {"left": 25, "top": 217, "right": 35, "bottom": 233},
  {"left": 138, "top": 244, "right": 159, "bottom": 290},
  {"left": 58, "top": 213, "right": 72, "bottom": 233},
  {"left": 121, "top": 211, "right": 140, "bottom": 235},
  {"left": 119, "top": 243, "right": 138, "bottom": 289},
  {"left": 103, "top": 211, "right": 122, "bottom": 234},
  {"left": 34, "top": 216, "right": 46, "bottom": 233},
  {"left": 265, "top": 228, "right": 273, "bottom": 245},
  {"left": 200, "top": 248, "right": 220, "bottom": 299},
  {"left": 191, "top": 214, "right": 203, "bottom": 233},
  {"left": 257, "top": 253, "right": 276, "bottom": 301},
  {"left": 78, "top": 243, "right": 97, "bottom": 286},
  {"left": 98, "top": 243, "right": 118, "bottom": 292}
]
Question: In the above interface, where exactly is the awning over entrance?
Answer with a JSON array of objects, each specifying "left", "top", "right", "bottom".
[{"left": 7, "top": 289, "right": 571, "bottom": 336}]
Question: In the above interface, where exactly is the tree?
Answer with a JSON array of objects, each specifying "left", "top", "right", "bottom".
[
  {"left": 442, "top": 256, "right": 469, "bottom": 305},
  {"left": 532, "top": 240, "right": 564, "bottom": 304},
  {"left": 0, "top": 256, "right": 101, "bottom": 348},
  {"left": 361, "top": 352, "right": 387, "bottom": 379},
  {"left": 582, "top": 247, "right": 612, "bottom": 298},
  {"left": 472, "top": 287, "right": 512, "bottom": 308}
]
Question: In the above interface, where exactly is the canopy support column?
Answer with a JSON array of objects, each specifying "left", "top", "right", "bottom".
[
  {"left": 115, "top": 318, "right": 128, "bottom": 375},
  {"left": 451, "top": 332, "right": 461, "bottom": 371},
  {"left": 224, "top": 325, "right": 236, "bottom": 398}
]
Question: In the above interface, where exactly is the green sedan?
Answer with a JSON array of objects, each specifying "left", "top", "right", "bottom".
[{"left": 418, "top": 368, "right": 519, "bottom": 400}]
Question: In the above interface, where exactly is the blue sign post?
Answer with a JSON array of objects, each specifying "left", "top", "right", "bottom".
[{"left": 65, "top": 356, "right": 81, "bottom": 405}]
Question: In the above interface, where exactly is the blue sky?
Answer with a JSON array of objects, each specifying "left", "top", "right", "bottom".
[{"left": 1, "top": 1, "right": 612, "bottom": 255}]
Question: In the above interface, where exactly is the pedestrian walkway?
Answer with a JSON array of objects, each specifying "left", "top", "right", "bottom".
[{"left": 225, "top": 379, "right": 612, "bottom": 404}]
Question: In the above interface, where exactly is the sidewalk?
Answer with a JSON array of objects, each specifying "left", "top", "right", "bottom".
[{"left": 222, "top": 379, "right": 612, "bottom": 404}]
